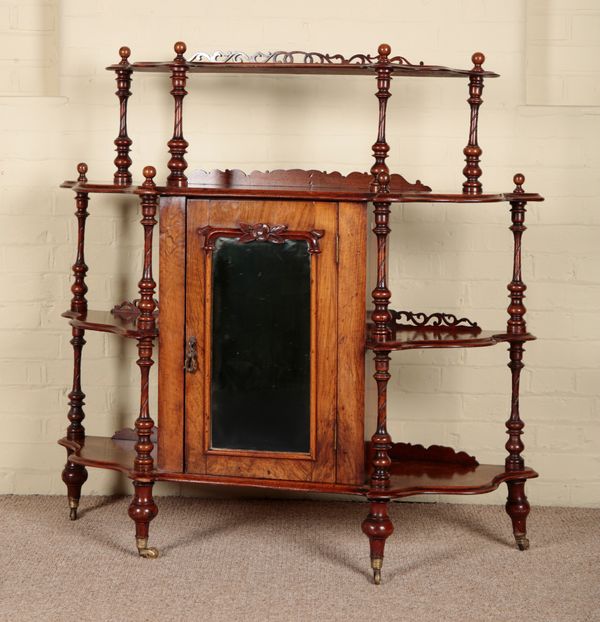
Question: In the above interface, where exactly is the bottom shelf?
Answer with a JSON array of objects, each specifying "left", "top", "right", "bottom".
[{"left": 59, "top": 436, "right": 538, "bottom": 499}]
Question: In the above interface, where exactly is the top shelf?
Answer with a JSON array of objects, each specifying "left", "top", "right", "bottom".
[{"left": 106, "top": 47, "right": 500, "bottom": 79}]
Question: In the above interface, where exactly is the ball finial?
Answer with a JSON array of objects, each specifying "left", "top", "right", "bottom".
[
  {"left": 119, "top": 46, "right": 131, "bottom": 61},
  {"left": 174, "top": 41, "right": 187, "bottom": 57},
  {"left": 77, "top": 162, "right": 88, "bottom": 182},
  {"left": 378, "top": 43, "right": 391, "bottom": 59},
  {"left": 143, "top": 165, "right": 156, "bottom": 181},
  {"left": 513, "top": 173, "right": 525, "bottom": 193},
  {"left": 471, "top": 52, "right": 485, "bottom": 67}
]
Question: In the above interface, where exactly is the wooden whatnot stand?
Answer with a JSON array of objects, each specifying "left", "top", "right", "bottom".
[{"left": 59, "top": 43, "right": 543, "bottom": 584}]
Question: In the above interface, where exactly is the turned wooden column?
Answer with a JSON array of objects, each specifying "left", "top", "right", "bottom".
[
  {"left": 370, "top": 44, "right": 393, "bottom": 340},
  {"left": 61, "top": 163, "right": 90, "bottom": 520},
  {"left": 370, "top": 43, "right": 392, "bottom": 192},
  {"left": 363, "top": 43, "right": 396, "bottom": 585},
  {"left": 462, "top": 52, "right": 486, "bottom": 195},
  {"left": 370, "top": 351, "right": 393, "bottom": 490},
  {"left": 504, "top": 173, "right": 531, "bottom": 551},
  {"left": 129, "top": 166, "right": 159, "bottom": 558},
  {"left": 113, "top": 46, "right": 133, "bottom": 186},
  {"left": 166, "top": 42, "right": 189, "bottom": 187}
]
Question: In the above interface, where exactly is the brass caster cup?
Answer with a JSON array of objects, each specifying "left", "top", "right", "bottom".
[
  {"left": 515, "top": 535, "right": 530, "bottom": 551},
  {"left": 136, "top": 538, "right": 159, "bottom": 559},
  {"left": 371, "top": 558, "right": 383, "bottom": 585},
  {"left": 68, "top": 499, "right": 79, "bottom": 521}
]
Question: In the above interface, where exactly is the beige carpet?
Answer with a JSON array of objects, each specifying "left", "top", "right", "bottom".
[{"left": 0, "top": 495, "right": 598, "bottom": 622}]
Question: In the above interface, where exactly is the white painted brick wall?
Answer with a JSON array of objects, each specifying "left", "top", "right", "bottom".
[
  {"left": 0, "top": 0, "right": 598, "bottom": 507},
  {"left": 0, "top": 1, "right": 58, "bottom": 95},
  {"left": 527, "top": 0, "right": 600, "bottom": 105}
]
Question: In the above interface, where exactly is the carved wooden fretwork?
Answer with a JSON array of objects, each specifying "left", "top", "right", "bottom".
[
  {"left": 199, "top": 223, "right": 324, "bottom": 254},
  {"left": 187, "top": 50, "right": 420, "bottom": 66},
  {"left": 187, "top": 168, "right": 431, "bottom": 193},
  {"left": 111, "top": 299, "right": 159, "bottom": 321},
  {"left": 366, "top": 441, "right": 479, "bottom": 467},
  {"left": 391, "top": 310, "right": 480, "bottom": 331}
]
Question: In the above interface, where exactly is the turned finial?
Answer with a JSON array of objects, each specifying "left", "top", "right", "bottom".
[
  {"left": 119, "top": 46, "right": 131, "bottom": 64},
  {"left": 77, "top": 162, "right": 88, "bottom": 183},
  {"left": 142, "top": 165, "right": 157, "bottom": 188},
  {"left": 513, "top": 173, "right": 525, "bottom": 194},
  {"left": 174, "top": 41, "right": 187, "bottom": 61},
  {"left": 378, "top": 43, "right": 391, "bottom": 61},
  {"left": 471, "top": 52, "right": 485, "bottom": 71}
]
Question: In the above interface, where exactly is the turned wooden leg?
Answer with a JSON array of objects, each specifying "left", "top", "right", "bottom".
[
  {"left": 506, "top": 479, "right": 530, "bottom": 550},
  {"left": 361, "top": 500, "right": 394, "bottom": 585},
  {"left": 128, "top": 480, "right": 159, "bottom": 558},
  {"left": 61, "top": 453, "right": 88, "bottom": 521},
  {"left": 62, "top": 327, "right": 88, "bottom": 521}
]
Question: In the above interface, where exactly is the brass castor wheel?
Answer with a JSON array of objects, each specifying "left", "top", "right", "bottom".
[
  {"left": 69, "top": 499, "right": 79, "bottom": 521},
  {"left": 515, "top": 535, "right": 530, "bottom": 551},
  {"left": 371, "top": 558, "right": 383, "bottom": 585},
  {"left": 136, "top": 538, "right": 159, "bottom": 559}
]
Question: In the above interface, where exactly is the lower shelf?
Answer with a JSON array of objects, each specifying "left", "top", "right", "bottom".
[{"left": 59, "top": 436, "right": 538, "bottom": 499}]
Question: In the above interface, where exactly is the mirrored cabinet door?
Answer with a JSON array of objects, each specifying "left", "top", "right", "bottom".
[{"left": 184, "top": 200, "right": 338, "bottom": 482}]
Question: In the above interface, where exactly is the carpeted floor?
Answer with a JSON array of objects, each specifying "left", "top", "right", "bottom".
[{"left": 0, "top": 496, "right": 598, "bottom": 622}]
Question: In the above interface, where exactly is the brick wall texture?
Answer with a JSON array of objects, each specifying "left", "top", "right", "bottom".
[{"left": 0, "top": 0, "right": 598, "bottom": 506}]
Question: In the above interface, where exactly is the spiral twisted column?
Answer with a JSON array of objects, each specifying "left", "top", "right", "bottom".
[
  {"left": 167, "top": 42, "right": 189, "bottom": 187},
  {"left": 462, "top": 52, "right": 486, "bottom": 194}
]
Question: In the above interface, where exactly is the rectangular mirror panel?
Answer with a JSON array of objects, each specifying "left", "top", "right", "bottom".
[{"left": 210, "top": 237, "right": 311, "bottom": 453}]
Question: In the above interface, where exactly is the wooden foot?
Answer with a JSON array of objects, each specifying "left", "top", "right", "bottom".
[
  {"left": 128, "top": 480, "right": 158, "bottom": 558},
  {"left": 506, "top": 478, "right": 530, "bottom": 551},
  {"left": 61, "top": 454, "right": 88, "bottom": 521},
  {"left": 361, "top": 500, "right": 394, "bottom": 585}
]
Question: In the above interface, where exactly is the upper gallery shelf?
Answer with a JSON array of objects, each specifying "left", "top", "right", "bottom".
[
  {"left": 60, "top": 42, "right": 544, "bottom": 203},
  {"left": 107, "top": 44, "right": 500, "bottom": 78}
]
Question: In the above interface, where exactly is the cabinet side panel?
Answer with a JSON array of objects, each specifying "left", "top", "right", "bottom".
[
  {"left": 158, "top": 196, "right": 187, "bottom": 472},
  {"left": 337, "top": 202, "right": 367, "bottom": 485}
]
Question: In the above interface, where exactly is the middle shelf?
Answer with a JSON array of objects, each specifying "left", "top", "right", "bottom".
[{"left": 63, "top": 307, "right": 534, "bottom": 351}]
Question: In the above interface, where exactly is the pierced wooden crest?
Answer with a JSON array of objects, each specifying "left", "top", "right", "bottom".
[
  {"left": 391, "top": 310, "right": 479, "bottom": 331},
  {"left": 199, "top": 223, "right": 324, "bottom": 254},
  {"left": 186, "top": 50, "right": 420, "bottom": 66},
  {"left": 111, "top": 299, "right": 159, "bottom": 320}
]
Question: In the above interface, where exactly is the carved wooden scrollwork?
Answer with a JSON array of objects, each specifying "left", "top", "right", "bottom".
[
  {"left": 199, "top": 223, "right": 324, "bottom": 254},
  {"left": 391, "top": 310, "right": 480, "bottom": 330},
  {"left": 111, "top": 299, "right": 159, "bottom": 321},
  {"left": 366, "top": 441, "right": 479, "bottom": 467},
  {"left": 187, "top": 50, "right": 420, "bottom": 66}
]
